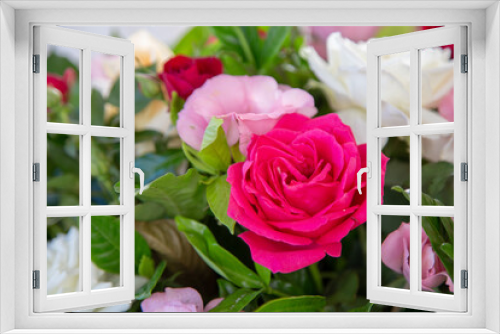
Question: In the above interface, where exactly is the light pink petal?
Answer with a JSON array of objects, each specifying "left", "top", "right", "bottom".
[
  {"left": 204, "top": 298, "right": 224, "bottom": 312},
  {"left": 164, "top": 287, "right": 204, "bottom": 312},
  {"left": 381, "top": 223, "right": 410, "bottom": 274}
]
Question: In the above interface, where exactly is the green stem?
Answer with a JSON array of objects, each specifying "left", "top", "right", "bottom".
[
  {"left": 309, "top": 263, "right": 324, "bottom": 294},
  {"left": 234, "top": 27, "right": 256, "bottom": 67},
  {"left": 265, "top": 287, "right": 289, "bottom": 298}
]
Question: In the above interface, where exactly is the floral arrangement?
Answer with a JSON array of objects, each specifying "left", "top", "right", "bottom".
[{"left": 46, "top": 26, "right": 455, "bottom": 313}]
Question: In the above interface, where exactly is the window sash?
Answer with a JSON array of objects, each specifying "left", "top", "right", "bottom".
[
  {"left": 366, "top": 26, "right": 468, "bottom": 312},
  {"left": 32, "top": 25, "right": 136, "bottom": 312}
]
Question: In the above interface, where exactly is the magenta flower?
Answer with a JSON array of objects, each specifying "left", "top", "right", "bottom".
[
  {"left": 438, "top": 88, "right": 454, "bottom": 122},
  {"left": 381, "top": 222, "right": 454, "bottom": 292},
  {"left": 227, "top": 113, "right": 388, "bottom": 273},
  {"left": 176, "top": 75, "right": 317, "bottom": 156},
  {"left": 141, "top": 287, "right": 223, "bottom": 312}
]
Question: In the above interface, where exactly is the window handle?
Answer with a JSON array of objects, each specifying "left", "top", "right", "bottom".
[
  {"left": 130, "top": 162, "right": 145, "bottom": 195},
  {"left": 357, "top": 162, "right": 371, "bottom": 195}
]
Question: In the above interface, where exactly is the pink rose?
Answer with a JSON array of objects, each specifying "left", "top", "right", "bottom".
[
  {"left": 438, "top": 88, "right": 454, "bottom": 122},
  {"left": 227, "top": 113, "right": 388, "bottom": 273},
  {"left": 176, "top": 75, "right": 317, "bottom": 156},
  {"left": 305, "top": 26, "right": 380, "bottom": 59},
  {"left": 381, "top": 222, "right": 454, "bottom": 292},
  {"left": 141, "top": 287, "right": 223, "bottom": 312}
]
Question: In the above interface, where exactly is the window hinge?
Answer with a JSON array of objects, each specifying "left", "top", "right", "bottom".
[
  {"left": 461, "top": 54, "right": 468, "bottom": 73},
  {"left": 33, "top": 163, "right": 40, "bottom": 182},
  {"left": 33, "top": 54, "right": 40, "bottom": 73},
  {"left": 461, "top": 270, "right": 468, "bottom": 289},
  {"left": 461, "top": 162, "right": 468, "bottom": 181},
  {"left": 33, "top": 270, "right": 40, "bottom": 289}
]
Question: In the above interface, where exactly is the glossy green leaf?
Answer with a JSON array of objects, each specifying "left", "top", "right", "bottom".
[
  {"left": 169, "top": 91, "right": 184, "bottom": 125},
  {"left": 198, "top": 117, "right": 231, "bottom": 172},
  {"left": 182, "top": 142, "right": 218, "bottom": 175},
  {"left": 135, "top": 202, "right": 166, "bottom": 221},
  {"left": 175, "top": 216, "right": 264, "bottom": 289},
  {"left": 91, "top": 89, "right": 105, "bottom": 126},
  {"left": 209, "top": 288, "right": 262, "bottom": 312},
  {"left": 173, "top": 26, "right": 212, "bottom": 56},
  {"left": 217, "top": 279, "right": 237, "bottom": 298},
  {"left": 255, "top": 263, "right": 271, "bottom": 286},
  {"left": 138, "top": 169, "right": 207, "bottom": 220},
  {"left": 440, "top": 243, "right": 454, "bottom": 260},
  {"left": 259, "top": 26, "right": 291, "bottom": 71},
  {"left": 255, "top": 296, "right": 325, "bottom": 312},
  {"left": 135, "top": 261, "right": 167, "bottom": 300},
  {"left": 230, "top": 144, "right": 245, "bottom": 163},
  {"left": 206, "top": 175, "right": 236, "bottom": 233},
  {"left": 136, "top": 73, "right": 161, "bottom": 99},
  {"left": 138, "top": 255, "right": 155, "bottom": 279},
  {"left": 348, "top": 303, "right": 374, "bottom": 312},
  {"left": 91, "top": 216, "right": 151, "bottom": 274}
]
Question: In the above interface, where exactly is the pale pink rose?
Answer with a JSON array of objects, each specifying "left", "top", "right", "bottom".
[
  {"left": 438, "top": 88, "right": 454, "bottom": 122},
  {"left": 227, "top": 113, "right": 389, "bottom": 273},
  {"left": 141, "top": 287, "right": 223, "bottom": 312},
  {"left": 381, "top": 222, "right": 454, "bottom": 292},
  {"left": 305, "top": 26, "right": 380, "bottom": 59},
  {"left": 176, "top": 75, "right": 317, "bottom": 156}
]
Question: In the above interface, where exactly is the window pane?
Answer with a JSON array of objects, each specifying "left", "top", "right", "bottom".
[
  {"left": 381, "top": 215, "right": 411, "bottom": 290},
  {"left": 420, "top": 45, "right": 454, "bottom": 124},
  {"left": 47, "top": 44, "right": 80, "bottom": 124},
  {"left": 47, "top": 217, "right": 81, "bottom": 295},
  {"left": 380, "top": 51, "right": 410, "bottom": 128},
  {"left": 420, "top": 216, "right": 454, "bottom": 294},
  {"left": 47, "top": 133, "right": 80, "bottom": 206},
  {"left": 91, "top": 51, "right": 120, "bottom": 127},
  {"left": 91, "top": 216, "right": 121, "bottom": 290},
  {"left": 381, "top": 136, "right": 410, "bottom": 205},
  {"left": 421, "top": 134, "right": 454, "bottom": 206},
  {"left": 91, "top": 137, "right": 121, "bottom": 205}
]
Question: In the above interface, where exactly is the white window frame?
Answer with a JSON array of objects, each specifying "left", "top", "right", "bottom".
[
  {"left": 0, "top": 1, "right": 499, "bottom": 333},
  {"left": 366, "top": 26, "right": 468, "bottom": 312}
]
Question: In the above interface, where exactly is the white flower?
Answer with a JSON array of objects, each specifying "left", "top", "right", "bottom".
[
  {"left": 301, "top": 32, "right": 454, "bottom": 162},
  {"left": 47, "top": 227, "right": 148, "bottom": 312},
  {"left": 129, "top": 29, "right": 174, "bottom": 73}
]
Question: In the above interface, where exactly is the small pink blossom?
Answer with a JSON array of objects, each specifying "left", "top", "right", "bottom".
[
  {"left": 141, "top": 287, "right": 223, "bottom": 312},
  {"left": 381, "top": 222, "right": 454, "bottom": 292},
  {"left": 176, "top": 75, "right": 317, "bottom": 156}
]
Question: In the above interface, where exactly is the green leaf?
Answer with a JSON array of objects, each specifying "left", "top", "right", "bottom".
[
  {"left": 135, "top": 150, "right": 186, "bottom": 184},
  {"left": 182, "top": 142, "right": 218, "bottom": 175},
  {"left": 175, "top": 216, "right": 264, "bottom": 289},
  {"left": 259, "top": 26, "right": 291, "bottom": 72},
  {"left": 91, "top": 89, "right": 105, "bottom": 126},
  {"left": 135, "top": 261, "right": 167, "bottom": 300},
  {"left": 138, "top": 255, "right": 155, "bottom": 279},
  {"left": 198, "top": 117, "right": 231, "bottom": 172},
  {"left": 136, "top": 73, "right": 162, "bottom": 99},
  {"left": 230, "top": 144, "right": 246, "bottom": 163},
  {"left": 255, "top": 296, "right": 326, "bottom": 312},
  {"left": 169, "top": 91, "right": 184, "bottom": 126},
  {"left": 108, "top": 80, "right": 150, "bottom": 114},
  {"left": 206, "top": 175, "right": 236, "bottom": 233},
  {"left": 328, "top": 271, "right": 359, "bottom": 304},
  {"left": 217, "top": 279, "right": 237, "bottom": 298},
  {"left": 348, "top": 303, "right": 374, "bottom": 312},
  {"left": 91, "top": 216, "right": 151, "bottom": 274},
  {"left": 255, "top": 263, "right": 271, "bottom": 286},
  {"left": 376, "top": 26, "right": 416, "bottom": 38},
  {"left": 209, "top": 288, "right": 262, "bottom": 312},
  {"left": 138, "top": 169, "right": 207, "bottom": 221},
  {"left": 173, "top": 26, "right": 212, "bottom": 57},
  {"left": 135, "top": 202, "right": 166, "bottom": 221},
  {"left": 440, "top": 243, "right": 454, "bottom": 260}
]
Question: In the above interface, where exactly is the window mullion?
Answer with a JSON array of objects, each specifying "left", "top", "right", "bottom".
[
  {"left": 81, "top": 47, "right": 92, "bottom": 294},
  {"left": 409, "top": 47, "right": 421, "bottom": 295}
]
